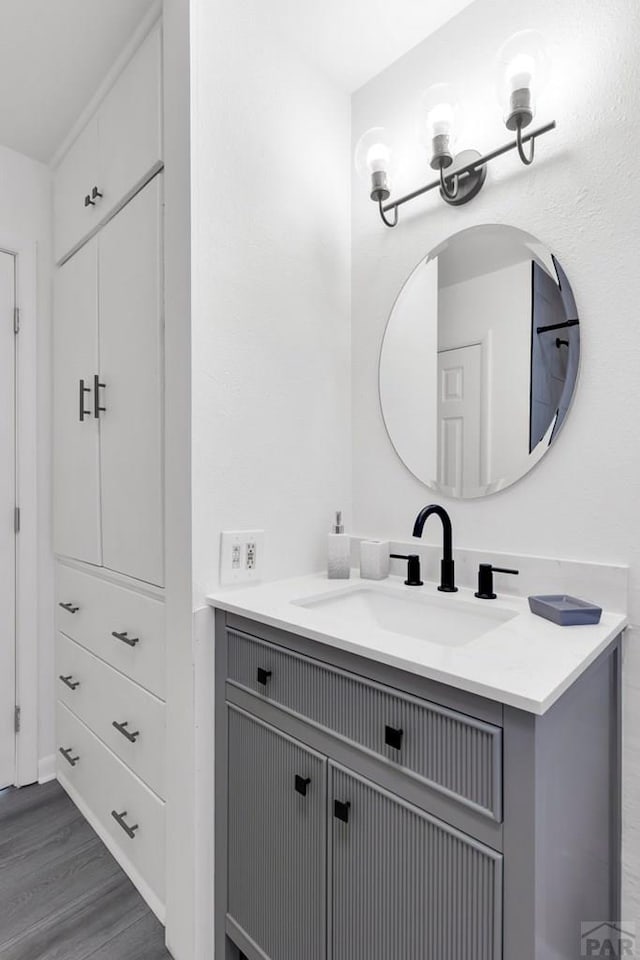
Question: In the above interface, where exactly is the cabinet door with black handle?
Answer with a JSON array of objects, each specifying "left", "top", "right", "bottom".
[
  {"left": 53, "top": 238, "right": 102, "bottom": 566},
  {"left": 99, "top": 176, "right": 163, "bottom": 586},
  {"left": 330, "top": 763, "right": 503, "bottom": 960},
  {"left": 227, "top": 706, "right": 326, "bottom": 960}
]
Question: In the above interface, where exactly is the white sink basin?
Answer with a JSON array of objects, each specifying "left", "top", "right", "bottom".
[{"left": 293, "top": 583, "right": 516, "bottom": 647}]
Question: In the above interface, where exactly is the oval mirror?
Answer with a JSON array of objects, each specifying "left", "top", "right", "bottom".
[{"left": 379, "top": 224, "right": 580, "bottom": 498}]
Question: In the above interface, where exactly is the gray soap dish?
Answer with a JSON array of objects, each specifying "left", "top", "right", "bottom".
[{"left": 528, "top": 594, "right": 602, "bottom": 626}]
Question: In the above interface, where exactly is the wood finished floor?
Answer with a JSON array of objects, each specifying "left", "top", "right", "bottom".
[{"left": 0, "top": 781, "right": 172, "bottom": 960}]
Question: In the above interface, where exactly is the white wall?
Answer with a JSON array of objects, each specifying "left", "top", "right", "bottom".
[
  {"left": 351, "top": 0, "right": 640, "bottom": 917},
  {"left": 0, "top": 143, "right": 53, "bottom": 776},
  {"left": 190, "top": 0, "right": 352, "bottom": 607},
  {"left": 190, "top": 4, "right": 351, "bottom": 957}
]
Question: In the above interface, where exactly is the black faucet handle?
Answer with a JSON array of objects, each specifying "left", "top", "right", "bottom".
[
  {"left": 390, "top": 553, "right": 423, "bottom": 587},
  {"left": 475, "top": 563, "right": 519, "bottom": 600}
]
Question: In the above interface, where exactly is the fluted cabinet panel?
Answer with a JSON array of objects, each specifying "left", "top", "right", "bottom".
[
  {"left": 227, "top": 706, "right": 327, "bottom": 960},
  {"left": 329, "top": 764, "right": 502, "bottom": 960},
  {"left": 228, "top": 629, "right": 502, "bottom": 819}
]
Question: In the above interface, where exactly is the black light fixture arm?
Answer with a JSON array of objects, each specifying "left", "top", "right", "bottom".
[
  {"left": 377, "top": 120, "right": 556, "bottom": 227},
  {"left": 516, "top": 119, "right": 535, "bottom": 165},
  {"left": 439, "top": 165, "right": 459, "bottom": 200},
  {"left": 377, "top": 199, "right": 398, "bottom": 229}
]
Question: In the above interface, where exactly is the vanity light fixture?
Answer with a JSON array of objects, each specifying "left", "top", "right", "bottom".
[{"left": 356, "top": 29, "right": 556, "bottom": 228}]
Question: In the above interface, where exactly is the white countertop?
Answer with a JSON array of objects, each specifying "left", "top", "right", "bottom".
[{"left": 207, "top": 572, "right": 627, "bottom": 715}]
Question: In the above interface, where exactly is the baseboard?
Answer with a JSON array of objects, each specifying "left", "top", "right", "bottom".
[
  {"left": 57, "top": 771, "right": 166, "bottom": 924},
  {"left": 38, "top": 754, "right": 56, "bottom": 784}
]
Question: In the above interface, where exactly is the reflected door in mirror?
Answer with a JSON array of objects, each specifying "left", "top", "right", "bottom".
[{"left": 437, "top": 345, "right": 482, "bottom": 496}]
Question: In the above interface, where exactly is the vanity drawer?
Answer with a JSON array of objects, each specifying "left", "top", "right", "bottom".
[
  {"left": 56, "top": 563, "right": 165, "bottom": 699},
  {"left": 56, "top": 632, "right": 166, "bottom": 799},
  {"left": 56, "top": 701, "right": 165, "bottom": 906},
  {"left": 227, "top": 628, "right": 502, "bottom": 821}
]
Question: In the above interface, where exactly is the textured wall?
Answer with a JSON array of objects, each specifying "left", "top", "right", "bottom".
[
  {"left": 351, "top": 0, "right": 640, "bottom": 918},
  {"left": 190, "top": 0, "right": 352, "bottom": 607}
]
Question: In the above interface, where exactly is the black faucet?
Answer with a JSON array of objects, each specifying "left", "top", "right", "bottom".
[{"left": 412, "top": 504, "right": 457, "bottom": 593}]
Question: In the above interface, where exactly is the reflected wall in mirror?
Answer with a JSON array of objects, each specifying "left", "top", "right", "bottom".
[{"left": 379, "top": 224, "right": 580, "bottom": 498}]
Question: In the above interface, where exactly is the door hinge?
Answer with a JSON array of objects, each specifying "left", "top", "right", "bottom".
[
  {"left": 13, "top": 307, "right": 20, "bottom": 334},
  {"left": 14, "top": 706, "right": 20, "bottom": 734},
  {"left": 14, "top": 507, "right": 20, "bottom": 534}
]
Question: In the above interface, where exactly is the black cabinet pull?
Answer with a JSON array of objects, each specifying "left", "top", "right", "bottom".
[
  {"left": 84, "top": 193, "right": 95, "bottom": 207},
  {"left": 111, "top": 810, "right": 139, "bottom": 839},
  {"left": 79, "top": 379, "right": 91, "bottom": 421},
  {"left": 384, "top": 725, "right": 404, "bottom": 750},
  {"left": 91, "top": 186, "right": 103, "bottom": 200},
  {"left": 59, "top": 746, "right": 79, "bottom": 766},
  {"left": 93, "top": 375, "right": 106, "bottom": 418},
  {"left": 112, "top": 721, "right": 140, "bottom": 743},
  {"left": 59, "top": 602, "right": 79, "bottom": 614},
  {"left": 256, "top": 668, "right": 272, "bottom": 686},
  {"left": 334, "top": 800, "right": 351, "bottom": 823},
  {"left": 112, "top": 631, "right": 140, "bottom": 647},
  {"left": 59, "top": 674, "right": 80, "bottom": 691},
  {"left": 295, "top": 775, "right": 311, "bottom": 797}
]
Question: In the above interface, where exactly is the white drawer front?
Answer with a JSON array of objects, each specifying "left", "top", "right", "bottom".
[
  {"left": 56, "top": 701, "right": 165, "bottom": 904},
  {"left": 56, "top": 563, "right": 165, "bottom": 699},
  {"left": 56, "top": 632, "right": 165, "bottom": 799}
]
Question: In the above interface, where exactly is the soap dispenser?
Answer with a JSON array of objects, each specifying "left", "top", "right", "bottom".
[{"left": 328, "top": 510, "right": 350, "bottom": 579}]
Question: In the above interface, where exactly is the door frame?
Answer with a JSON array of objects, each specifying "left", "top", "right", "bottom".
[{"left": 0, "top": 233, "right": 39, "bottom": 787}]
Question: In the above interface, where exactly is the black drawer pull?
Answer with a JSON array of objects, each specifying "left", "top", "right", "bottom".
[
  {"left": 112, "top": 631, "right": 140, "bottom": 647},
  {"left": 59, "top": 602, "right": 79, "bottom": 614},
  {"left": 334, "top": 800, "right": 351, "bottom": 823},
  {"left": 256, "top": 668, "right": 272, "bottom": 686},
  {"left": 59, "top": 674, "right": 80, "bottom": 691},
  {"left": 59, "top": 746, "right": 79, "bottom": 767},
  {"left": 84, "top": 193, "right": 96, "bottom": 207},
  {"left": 91, "top": 186, "right": 103, "bottom": 201},
  {"left": 385, "top": 725, "right": 404, "bottom": 750},
  {"left": 79, "top": 379, "right": 91, "bottom": 421},
  {"left": 93, "top": 375, "right": 106, "bottom": 418},
  {"left": 295, "top": 775, "right": 311, "bottom": 797},
  {"left": 112, "top": 721, "right": 140, "bottom": 743},
  {"left": 111, "top": 810, "right": 139, "bottom": 839}
]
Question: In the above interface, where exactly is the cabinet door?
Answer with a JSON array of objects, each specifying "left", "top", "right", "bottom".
[
  {"left": 99, "top": 176, "right": 163, "bottom": 586},
  {"left": 98, "top": 25, "right": 162, "bottom": 220},
  {"left": 53, "top": 117, "right": 100, "bottom": 263},
  {"left": 330, "top": 764, "right": 503, "bottom": 960},
  {"left": 53, "top": 240, "right": 102, "bottom": 564},
  {"left": 228, "top": 707, "right": 327, "bottom": 960}
]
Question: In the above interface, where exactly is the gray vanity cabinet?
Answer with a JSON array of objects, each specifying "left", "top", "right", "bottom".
[
  {"left": 216, "top": 611, "right": 621, "bottom": 960},
  {"left": 329, "top": 764, "right": 502, "bottom": 960},
  {"left": 227, "top": 707, "right": 327, "bottom": 960}
]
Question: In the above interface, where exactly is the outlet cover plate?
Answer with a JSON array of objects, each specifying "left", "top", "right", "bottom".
[{"left": 220, "top": 530, "right": 265, "bottom": 585}]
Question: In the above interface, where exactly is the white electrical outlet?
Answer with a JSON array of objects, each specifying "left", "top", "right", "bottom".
[{"left": 220, "top": 530, "right": 265, "bottom": 585}]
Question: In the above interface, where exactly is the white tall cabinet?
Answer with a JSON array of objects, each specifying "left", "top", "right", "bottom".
[
  {"left": 53, "top": 180, "right": 164, "bottom": 586},
  {"left": 52, "top": 17, "right": 169, "bottom": 926}
]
